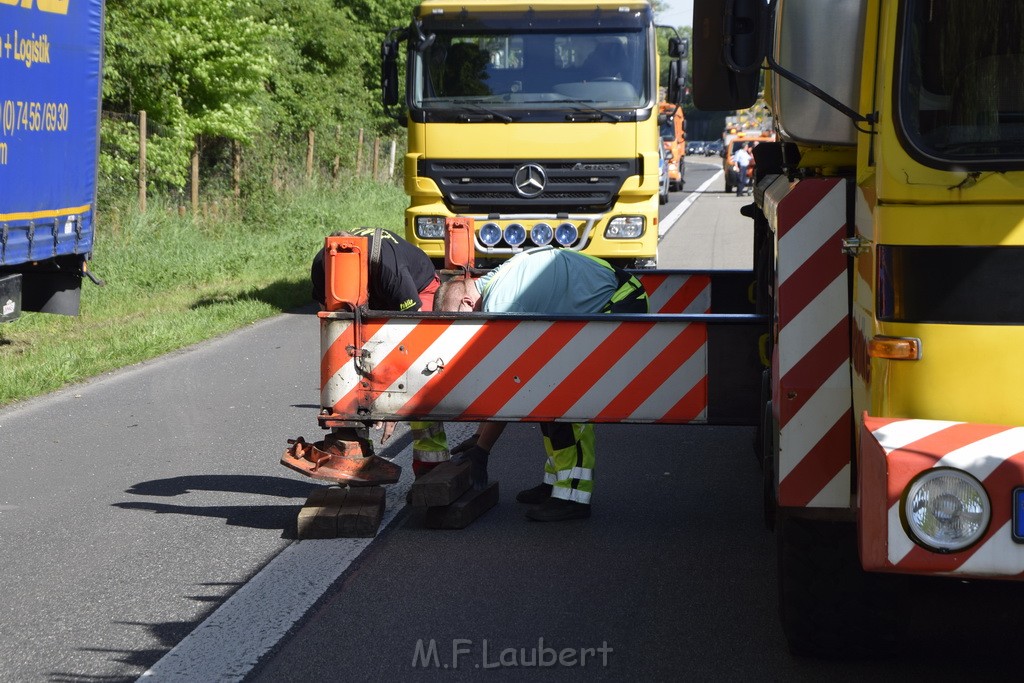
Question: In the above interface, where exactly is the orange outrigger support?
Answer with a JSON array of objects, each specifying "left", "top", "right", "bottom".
[{"left": 281, "top": 219, "right": 477, "bottom": 485}]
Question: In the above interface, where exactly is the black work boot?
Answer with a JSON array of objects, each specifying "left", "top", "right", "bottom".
[
  {"left": 525, "top": 498, "right": 591, "bottom": 522},
  {"left": 515, "top": 483, "right": 553, "bottom": 504}
]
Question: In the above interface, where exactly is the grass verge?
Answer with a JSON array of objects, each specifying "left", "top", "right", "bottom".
[{"left": 0, "top": 179, "right": 407, "bottom": 408}]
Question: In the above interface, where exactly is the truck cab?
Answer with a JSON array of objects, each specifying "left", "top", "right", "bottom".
[{"left": 382, "top": 0, "right": 686, "bottom": 269}]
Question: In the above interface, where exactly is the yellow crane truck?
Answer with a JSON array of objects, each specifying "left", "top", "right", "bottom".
[
  {"left": 288, "top": 0, "right": 1024, "bottom": 658},
  {"left": 694, "top": 0, "right": 1024, "bottom": 656},
  {"left": 380, "top": 0, "right": 686, "bottom": 269}
]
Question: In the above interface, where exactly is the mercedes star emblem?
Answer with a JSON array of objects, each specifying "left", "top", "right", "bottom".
[{"left": 513, "top": 163, "right": 547, "bottom": 198}]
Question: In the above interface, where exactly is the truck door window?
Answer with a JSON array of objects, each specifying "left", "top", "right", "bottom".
[{"left": 897, "top": 0, "right": 1024, "bottom": 170}]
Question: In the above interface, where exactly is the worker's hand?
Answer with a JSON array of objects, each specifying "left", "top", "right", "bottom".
[
  {"left": 378, "top": 421, "right": 397, "bottom": 444},
  {"left": 450, "top": 434, "right": 479, "bottom": 456},
  {"left": 452, "top": 443, "right": 489, "bottom": 490}
]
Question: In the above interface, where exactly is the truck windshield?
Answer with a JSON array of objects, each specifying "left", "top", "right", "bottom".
[
  {"left": 897, "top": 1, "right": 1024, "bottom": 169},
  {"left": 410, "top": 9, "right": 652, "bottom": 117}
]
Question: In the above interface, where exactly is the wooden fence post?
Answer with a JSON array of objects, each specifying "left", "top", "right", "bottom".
[
  {"left": 138, "top": 110, "right": 147, "bottom": 213},
  {"left": 191, "top": 137, "right": 200, "bottom": 216},
  {"left": 306, "top": 128, "right": 315, "bottom": 182},
  {"left": 388, "top": 139, "right": 397, "bottom": 180}
]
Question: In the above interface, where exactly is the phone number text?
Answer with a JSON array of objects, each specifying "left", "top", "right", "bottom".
[{"left": 1, "top": 99, "right": 69, "bottom": 136}]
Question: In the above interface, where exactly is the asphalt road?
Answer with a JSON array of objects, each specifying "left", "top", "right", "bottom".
[{"left": 1, "top": 156, "right": 1018, "bottom": 681}]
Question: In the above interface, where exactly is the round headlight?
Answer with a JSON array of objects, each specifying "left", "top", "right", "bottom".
[
  {"left": 555, "top": 222, "right": 578, "bottom": 246},
  {"left": 504, "top": 223, "right": 527, "bottom": 247},
  {"left": 902, "top": 468, "right": 990, "bottom": 552},
  {"left": 530, "top": 223, "right": 553, "bottom": 246},
  {"left": 479, "top": 222, "right": 502, "bottom": 247}
]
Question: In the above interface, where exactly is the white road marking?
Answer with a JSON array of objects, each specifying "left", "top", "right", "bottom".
[
  {"left": 138, "top": 424, "right": 476, "bottom": 682},
  {"left": 659, "top": 169, "right": 724, "bottom": 238}
]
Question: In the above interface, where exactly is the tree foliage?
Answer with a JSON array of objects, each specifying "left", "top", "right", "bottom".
[
  {"left": 101, "top": 0, "right": 418, "bottom": 192},
  {"left": 99, "top": 0, "right": 698, "bottom": 194}
]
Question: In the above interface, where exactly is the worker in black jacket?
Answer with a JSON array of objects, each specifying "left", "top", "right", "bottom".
[{"left": 311, "top": 227, "right": 449, "bottom": 478}]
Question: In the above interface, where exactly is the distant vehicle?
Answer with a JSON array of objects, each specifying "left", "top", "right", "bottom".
[
  {"left": 686, "top": 141, "right": 706, "bottom": 155},
  {"left": 658, "top": 102, "right": 685, "bottom": 192},
  {"left": 722, "top": 131, "right": 776, "bottom": 193},
  {"left": 705, "top": 140, "right": 724, "bottom": 156}
]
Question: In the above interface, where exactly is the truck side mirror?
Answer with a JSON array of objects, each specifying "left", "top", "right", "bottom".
[
  {"left": 381, "top": 38, "right": 400, "bottom": 108},
  {"left": 692, "top": 0, "right": 766, "bottom": 111},
  {"left": 666, "top": 60, "right": 685, "bottom": 105},
  {"left": 668, "top": 36, "right": 689, "bottom": 60}
]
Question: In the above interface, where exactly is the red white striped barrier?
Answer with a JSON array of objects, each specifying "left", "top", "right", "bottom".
[
  {"left": 318, "top": 273, "right": 716, "bottom": 425},
  {"left": 764, "top": 177, "right": 853, "bottom": 509}
]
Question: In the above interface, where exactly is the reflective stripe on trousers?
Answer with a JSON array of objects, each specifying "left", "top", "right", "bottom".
[
  {"left": 410, "top": 420, "right": 450, "bottom": 463},
  {"left": 540, "top": 423, "right": 594, "bottom": 504}
]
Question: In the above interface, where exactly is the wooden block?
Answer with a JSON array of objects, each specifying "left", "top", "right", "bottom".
[
  {"left": 408, "top": 460, "right": 473, "bottom": 507},
  {"left": 296, "top": 486, "right": 345, "bottom": 539},
  {"left": 424, "top": 481, "right": 499, "bottom": 530},
  {"left": 336, "top": 486, "right": 386, "bottom": 538}
]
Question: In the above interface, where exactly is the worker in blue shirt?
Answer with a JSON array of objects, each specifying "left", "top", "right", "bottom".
[{"left": 435, "top": 246, "right": 647, "bottom": 522}]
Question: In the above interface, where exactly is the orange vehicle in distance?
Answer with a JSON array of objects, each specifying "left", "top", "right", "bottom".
[
  {"left": 722, "top": 130, "right": 775, "bottom": 193},
  {"left": 658, "top": 102, "right": 685, "bottom": 191}
]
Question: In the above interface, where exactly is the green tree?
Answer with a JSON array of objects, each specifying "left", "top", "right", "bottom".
[{"left": 103, "top": 0, "right": 276, "bottom": 189}]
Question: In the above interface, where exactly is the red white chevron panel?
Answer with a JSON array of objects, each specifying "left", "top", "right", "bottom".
[
  {"left": 318, "top": 274, "right": 712, "bottom": 424},
  {"left": 765, "top": 177, "right": 853, "bottom": 508},
  {"left": 860, "top": 415, "right": 1024, "bottom": 579},
  {"left": 636, "top": 273, "right": 711, "bottom": 314}
]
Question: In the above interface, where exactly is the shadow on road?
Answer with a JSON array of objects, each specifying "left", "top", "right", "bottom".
[
  {"left": 189, "top": 280, "right": 315, "bottom": 314},
  {"left": 124, "top": 474, "right": 316, "bottom": 498},
  {"left": 49, "top": 606, "right": 242, "bottom": 682},
  {"left": 113, "top": 500, "right": 302, "bottom": 537}
]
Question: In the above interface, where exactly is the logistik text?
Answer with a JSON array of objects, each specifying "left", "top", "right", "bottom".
[{"left": 5, "top": 31, "right": 52, "bottom": 68}]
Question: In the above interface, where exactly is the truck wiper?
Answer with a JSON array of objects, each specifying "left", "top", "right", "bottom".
[
  {"left": 459, "top": 101, "right": 514, "bottom": 123},
  {"left": 550, "top": 98, "right": 622, "bottom": 123},
  {"left": 427, "top": 98, "right": 514, "bottom": 123}
]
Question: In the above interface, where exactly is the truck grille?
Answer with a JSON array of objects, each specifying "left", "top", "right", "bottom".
[{"left": 419, "top": 159, "right": 638, "bottom": 212}]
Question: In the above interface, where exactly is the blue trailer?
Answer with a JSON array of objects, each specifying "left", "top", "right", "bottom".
[{"left": 0, "top": 0, "right": 104, "bottom": 322}]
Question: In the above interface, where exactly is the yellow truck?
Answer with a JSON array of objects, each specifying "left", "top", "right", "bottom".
[
  {"left": 381, "top": 0, "right": 686, "bottom": 268},
  {"left": 294, "top": 0, "right": 1024, "bottom": 657},
  {"left": 694, "top": 0, "right": 1024, "bottom": 656}
]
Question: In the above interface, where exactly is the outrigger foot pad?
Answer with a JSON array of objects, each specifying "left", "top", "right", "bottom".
[{"left": 282, "top": 436, "right": 401, "bottom": 486}]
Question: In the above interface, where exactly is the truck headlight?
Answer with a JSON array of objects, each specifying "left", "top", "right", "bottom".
[
  {"left": 503, "top": 224, "right": 527, "bottom": 247},
  {"left": 555, "top": 222, "right": 579, "bottom": 246},
  {"left": 415, "top": 216, "right": 446, "bottom": 239},
  {"left": 479, "top": 222, "right": 502, "bottom": 247},
  {"left": 530, "top": 223, "right": 553, "bottom": 246},
  {"left": 605, "top": 216, "right": 644, "bottom": 239},
  {"left": 902, "top": 468, "right": 990, "bottom": 552}
]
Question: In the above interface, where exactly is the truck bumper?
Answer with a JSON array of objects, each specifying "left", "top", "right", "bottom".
[
  {"left": 0, "top": 273, "right": 22, "bottom": 323},
  {"left": 859, "top": 413, "right": 1024, "bottom": 579}
]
